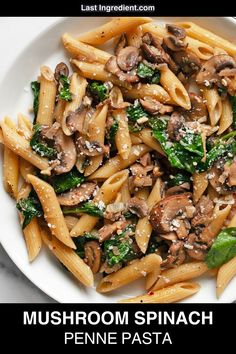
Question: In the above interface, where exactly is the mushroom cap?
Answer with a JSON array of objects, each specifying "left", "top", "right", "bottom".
[
  {"left": 57, "top": 182, "right": 97, "bottom": 206},
  {"left": 53, "top": 128, "right": 77, "bottom": 175},
  {"left": 166, "top": 24, "right": 186, "bottom": 39},
  {"left": 149, "top": 193, "right": 193, "bottom": 234},
  {"left": 173, "top": 50, "right": 201, "bottom": 75},
  {"left": 54, "top": 62, "right": 69, "bottom": 82},
  {"left": 84, "top": 241, "right": 101, "bottom": 274},
  {"left": 163, "top": 35, "right": 187, "bottom": 52},
  {"left": 117, "top": 46, "right": 139, "bottom": 72}
]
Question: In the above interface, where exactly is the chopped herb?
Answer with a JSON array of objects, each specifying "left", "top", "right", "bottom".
[
  {"left": 31, "top": 81, "right": 40, "bottom": 119},
  {"left": 206, "top": 227, "right": 236, "bottom": 268},
  {"left": 63, "top": 202, "right": 104, "bottom": 217},
  {"left": 30, "top": 124, "right": 57, "bottom": 159},
  {"left": 230, "top": 96, "right": 236, "bottom": 129},
  {"left": 51, "top": 168, "right": 85, "bottom": 194},
  {"left": 74, "top": 233, "right": 99, "bottom": 258},
  {"left": 104, "top": 226, "right": 136, "bottom": 267},
  {"left": 59, "top": 75, "right": 72, "bottom": 101},
  {"left": 137, "top": 63, "right": 160, "bottom": 84},
  {"left": 16, "top": 190, "right": 43, "bottom": 229},
  {"left": 88, "top": 81, "right": 108, "bottom": 102}
]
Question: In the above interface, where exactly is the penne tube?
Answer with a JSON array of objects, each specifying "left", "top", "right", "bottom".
[
  {"left": 217, "top": 97, "right": 233, "bottom": 135},
  {"left": 159, "top": 65, "right": 191, "bottom": 110},
  {"left": 84, "top": 104, "right": 108, "bottom": 176},
  {"left": 70, "top": 170, "right": 129, "bottom": 237},
  {"left": 127, "top": 25, "right": 143, "bottom": 48},
  {"left": 3, "top": 146, "right": 19, "bottom": 199},
  {"left": 120, "top": 180, "right": 131, "bottom": 203},
  {"left": 41, "top": 227, "right": 94, "bottom": 287},
  {"left": 62, "top": 73, "right": 87, "bottom": 136},
  {"left": 121, "top": 84, "right": 171, "bottom": 104},
  {"left": 141, "top": 23, "right": 215, "bottom": 60},
  {"left": 88, "top": 144, "right": 151, "bottom": 180},
  {"left": 97, "top": 254, "right": 162, "bottom": 293},
  {"left": 77, "top": 17, "right": 152, "bottom": 45},
  {"left": 138, "top": 128, "right": 165, "bottom": 156},
  {"left": 130, "top": 133, "right": 143, "bottom": 145},
  {"left": 54, "top": 99, "right": 66, "bottom": 124},
  {"left": 36, "top": 66, "right": 57, "bottom": 126},
  {"left": 134, "top": 187, "right": 149, "bottom": 200},
  {"left": 174, "top": 21, "right": 236, "bottom": 56},
  {"left": 19, "top": 158, "right": 36, "bottom": 182},
  {"left": 114, "top": 109, "right": 131, "bottom": 160},
  {"left": 65, "top": 216, "right": 79, "bottom": 231},
  {"left": 0, "top": 127, "right": 3, "bottom": 144},
  {"left": 0, "top": 120, "right": 49, "bottom": 172},
  {"left": 216, "top": 256, "right": 236, "bottom": 298},
  {"left": 135, "top": 178, "right": 162, "bottom": 254},
  {"left": 27, "top": 174, "right": 76, "bottom": 249},
  {"left": 151, "top": 262, "right": 208, "bottom": 291},
  {"left": 72, "top": 60, "right": 131, "bottom": 90},
  {"left": 202, "top": 87, "right": 222, "bottom": 127},
  {"left": 17, "top": 113, "right": 33, "bottom": 140},
  {"left": 62, "top": 33, "right": 111, "bottom": 64},
  {"left": 119, "top": 282, "right": 200, "bottom": 303},
  {"left": 193, "top": 171, "right": 208, "bottom": 203}
]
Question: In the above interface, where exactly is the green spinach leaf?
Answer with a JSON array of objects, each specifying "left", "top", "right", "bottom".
[
  {"left": 51, "top": 168, "right": 85, "bottom": 194},
  {"left": 63, "top": 202, "right": 104, "bottom": 217},
  {"left": 137, "top": 63, "right": 160, "bottom": 84},
  {"left": 88, "top": 81, "right": 108, "bottom": 102},
  {"left": 74, "top": 233, "right": 99, "bottom": 258},
  {"left": 16, "top": 191, "right": 43, "bottom": 229},
  {"left": 31, "top": 81, "right": 40, "bottom": 118},
  {"left": 59, "top": 75, "right": 72, "bottom": 101},
  {"left": 30, "top": 124, "right": 57, "bottom": 159}
]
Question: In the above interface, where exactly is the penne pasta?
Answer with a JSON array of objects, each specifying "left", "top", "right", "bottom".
[
  {"left": 54, "top": 99, "right": 66, "bottom": 124},
  {"left": 77, "top": 17, "right": 152, "bottom": 45},
  {"left": 174, "top": 21, "right": 236, "bottom": 55},
  {"left": 36, "top": 66, "right": 57, "bottom": 126},
  {"left": 0, "top": 127, "right": 3, "bottom": 144},
  {"left": 97, "top": 254, "right": 162, "bottom": 293},
  {"left": 138, "top": 128, "right": 165, "bottom": 156},
  {"left": 41, "top": 227, "right": 94, "bottom": 287},
  {"left": 119, "top": 282, "right": 200, "bottom": 303},
  {"left": 70, "top": 170, "right": 129, "bottom": 237},
  {"left": 17, "top": 113, "right": 33, "bottom": 140},
  {"left": 114, "top": 109, "right": 131, "bottom": 160},
  {"left": 202, "top": 87, "right": 222, "bottom": 127},
  {"left": 151, "top": 262, "right": 208, "bottom": 291},
  {"left": 130, "top": 133, "right": 143, "bottom": 145},
  {"left": 120, "top": 179, "right": 131, "bottom": 203},
  {"left": 217, "top": 97, "right": 233, "bottom": 135},
  {"left": 159, "top": 65, "right": 191, "bottom": 110},
  {"left": 1, "top": 119, "right": 50, "bottom": 172},
  {"left": 19, "top": 158, "right": 36, "bottom": 182},
  {"left": 3, "top": 146, "right": 19, "bottom": 199},
  {"left": 193, "top": 172, "right": 208, "bottom": 203},
  {"left": 62, "top": 33, "right": 111, "bottom": 64},
  {"left": 121, "top": 83, "right": 171, "bottom": 103},
  {"left": 27, "top": 174, "right": 76, "bottom": 249},
  {"left": 72, "top": 60, "right": 131, "bottom": 90},
  {"left": 126, "top": 25, "right": 143, "bottom": 48},
  {"left": 88, "top": 144, "right": 151, "bottom": 180},
  {"left": 216, "top": 256, "right": 236, "bottom": 298}
]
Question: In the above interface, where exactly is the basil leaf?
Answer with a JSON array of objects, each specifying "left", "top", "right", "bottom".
[{"left": 205, "top": 228, "right": 236, "bottom": 268}]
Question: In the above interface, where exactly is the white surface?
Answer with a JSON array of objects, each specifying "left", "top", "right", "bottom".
[{"left": 0, "top": 17, "right": 236, "bottom": 303}]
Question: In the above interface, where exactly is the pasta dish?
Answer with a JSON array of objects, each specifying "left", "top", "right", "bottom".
[{"left": 1, "top": 17, "right": 236, "bottom": 303}]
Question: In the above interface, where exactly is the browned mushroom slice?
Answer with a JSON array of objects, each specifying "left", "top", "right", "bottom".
[
  {"left": 196, "top": 54, "right": 236, "bottom": 86},
  {"left": 139, "top": 152, "right": 151, "bottom": 167},
  {"left": 166, "top": 24, "right": 186, "bottom": 39},
  {"left": 185, "top": 234, "right": 208, "bottom": 260},
  {"left": 54, "top": 62, "right": 69, "bottom": 82},
  {"left": 159, "top": 232, "right": 178, "bottom": 241},
  {"left": 57, "top": 182, "right": 97, "bottom": 206},
  {"left": 167, "top": 112, "right": 185, "bottom": 141},
  {"left": 84, "top": 241, "right": 101, "bottom": 273},
  {"left": 185, "top": 93, "right": 208, "bottom": 121},
  {"left": 76, "top": 136, "right": 105, "bottom": 157},
  {"left": 127, "top": 197, "right": 148, "bottom": 218},
  {"left": 117, "top": 46, "right": 139, "bottom": 71},
  {"left": 166, "top": 182, "right": 190, "bottom": 196},
  {"left": 163, "top": 35, "right": 187, "bottom": 52},
  {"left": 208, "top": 166, "right": 228, "bottom": 195},
  {"left": 66, "top": 106, "right": 88, "bottom": 134},
  {"left": 149, "top": 193, "right": 193, "bottom": 234},
  {"left": 98, "top": 221, "right": 128, "bottom": 242},
  {"left": 105, "top": 56, "right": 139, "bottom": 83},
  {"left": 218, "top": 68, "right": 236, "bottom": 95},
  {"left": 191, "top": 195, "right": 214, "bottom": 227},
  {"left": 115, "top": 33, "right": 128, "bottom": 55},
  {"left": 162, "top": 241, "right": 186, "bottom": 267},
  {"left": 53, "top": 129, "right": 77, "bottom": 174},
  {"left": 172, "top": 50, "right": 201, "bottom": 76},
  {"left": 140, "top": 97, "right": 173, "bottom": 115}
]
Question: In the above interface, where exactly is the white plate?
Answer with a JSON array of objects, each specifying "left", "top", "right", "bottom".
[{"left": 0, "top": 17, "right": 236, "bottom": 303}]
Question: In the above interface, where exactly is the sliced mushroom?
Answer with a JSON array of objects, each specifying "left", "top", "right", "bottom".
[
  {"left": 65, "top": 106, "right": 88, "bottom": 134},
  {"left": 196, "top": 54, "right": 236, "bottom": 86},
  {"left": 105, "top": 56, "right": 139, "bottom": 83},
  {"left": 224, "top": 161, "right": 236, "bottom": 187},
  {"left": 218, "top": 68, "right": 236, "bottom": 95},
  {"left": 140, "top": 97, "right": 173, "bottom": 115},
  {"left": 185, "top": 233, "right": 208, "bottom": 260},
  {"left": 185, "top": 93, "right": 208, "bottom": 121},
  {"left": 191, "top": 196, "right": 214, "bottom": 227},
  {"left": 140, "top": 152, "right": 151, "bottom": 167},
  {"left": 162, "top": 241, "right": 186, "bottom": 267},
  {"left": 159, "top": 232, "right": 178, "bottom": 241},
  {"left": 98, "top": 221, "right": 128, "bottom": 242},
  {"left": 149, "top": 193, "right": 193, "bottom": 234},
  {"left": 84, "top": 240, "right": 101, "bottom": 273},
  {"left": 57, "top": 182, "right": 97, "bottom": 206},
  {"left": 117, "top": 46, "right": 139, "bottom": 71},
  {"left": 163, "top": 35, "right": 187, "bottom": 52},
  {"left": 41, "top": 122, "right": 76, "bottom": 174},
  {"left": 54, "top": 62, "right": 69, "bottom": 82},
  {"left": 127, "top": 197, "right": 148, "bottom": 218},
  {"left": 208, "top": 166, "right": 226, "bottom": 195},
  {"left": 166, "top": 24, "right": 186, "bottom": 39},
  {"left": 76, "top": 136, "right": 106, "bottom": 157},
  {"left": 172, "top": 50, "right": 201, "bottom": 76},
  {"left": 166, "top": 182, "right": 190, "bottom": 196},
  {"left": 167, "top": 112, "right": 185, "bottom": 141},
  {"left": 115, "top": 33, "right": 127, "bottom": 55}
]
